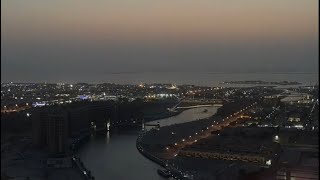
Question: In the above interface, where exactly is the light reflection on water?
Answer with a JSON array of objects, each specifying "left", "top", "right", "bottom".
[
  {"left": 78, "top": 107, "right": 218, "bottom": 180},
  {"left": 106, "top": 131, "right": 110, "bottom": 144},
  {"left": 146, "top": 106, "right": 219, "bottom": 130}
]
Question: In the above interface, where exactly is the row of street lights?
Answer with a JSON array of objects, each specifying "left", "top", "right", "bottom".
[{"left": 167, "top": 102, "right": 257, "bottom": 150}]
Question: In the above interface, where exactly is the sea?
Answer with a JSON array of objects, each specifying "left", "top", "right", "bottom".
[{"left": 98, "top": 72, "right": 318, "bottom": 87}]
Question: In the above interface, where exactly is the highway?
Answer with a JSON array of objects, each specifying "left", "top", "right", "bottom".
[
  {"left": 176, "top": 104, "right": 222, "bottom": 109},
  {"left": 161, "top": 102, "right": 257, "bottom": 159}
]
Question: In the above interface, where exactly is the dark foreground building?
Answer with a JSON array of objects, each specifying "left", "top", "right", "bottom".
[{"left": 32, "top": 101, "right": 116, "bottom": 154}]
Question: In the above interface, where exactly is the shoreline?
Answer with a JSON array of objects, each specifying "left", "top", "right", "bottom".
[
  {"left": 136, "top": 132, "right": 189, "bottom": 179},
  {"left": 135, "top": 107, "right": 220, "bottom": 179},
  {"left": 220, "top": 80, "right": 301, "bottom": 86},
  {"left": 72, "top": 108, "right": 186, "bottom": 179},
  {"left": 134, "top": 103, "right": 256, "bottom": 179}
]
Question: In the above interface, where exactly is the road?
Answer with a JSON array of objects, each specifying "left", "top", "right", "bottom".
[{"left": 161, "top": 102, "right": 257, "bottom": 159}]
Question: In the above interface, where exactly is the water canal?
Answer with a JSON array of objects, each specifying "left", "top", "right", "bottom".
[{"left": 78, "top": 106, "right": 219, "bottom": 180}]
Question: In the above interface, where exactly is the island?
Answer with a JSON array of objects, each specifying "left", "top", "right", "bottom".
[{"left": 220, "top": 80, "right": 301, "bottom": 85}]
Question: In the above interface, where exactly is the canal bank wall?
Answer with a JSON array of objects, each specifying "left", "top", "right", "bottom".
[
  {"left": 136, "top": 132, "right": 167, "bottom": 167},
  {"left": 135, "top": 106, "right": 231, "bottom": 179},
  {"left": 72, "top": 110, "right": 184, "bottom": 180},
  {"left": 136, "top": 131, "right": 190, "bottom": 179},
  {"left": 73, "top": 156, "right": 95, "bottom": 180}
]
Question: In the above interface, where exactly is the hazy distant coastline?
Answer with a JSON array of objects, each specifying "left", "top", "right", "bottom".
[
  {"left": 220, "top": 80, "right": 302, "bottom": 85},
  {"left": 1, "top": 72, "right": 318, "bottom": 86}
]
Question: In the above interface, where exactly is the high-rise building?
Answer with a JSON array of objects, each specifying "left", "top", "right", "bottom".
[
  {"left": 32, "top": 101, "right": 116, "bottom": 154},
  {"left": 32, "top": 107, "right": 49, "bottom": 147},
  {"left": 45, "top": 108, "right": 68, "bottom": 154},
  {"left": 32, "top": 106, "right": 68, "bottom": 154}
]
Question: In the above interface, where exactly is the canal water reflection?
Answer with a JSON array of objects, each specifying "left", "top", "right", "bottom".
[
  {"left": 147, "top": 106, "right": 219, "bottom": 130},
  {"left": 78, "top": 106, "right": 219, "bottom": 180}
]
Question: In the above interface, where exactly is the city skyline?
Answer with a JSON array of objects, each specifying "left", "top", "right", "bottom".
[{"left": 1, "top": 1, "right": 319, "bottom": 180}]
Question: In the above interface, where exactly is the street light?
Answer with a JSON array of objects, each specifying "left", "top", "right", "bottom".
[{"left": 266, "top": 160, "right": 272, "bottom": 166}]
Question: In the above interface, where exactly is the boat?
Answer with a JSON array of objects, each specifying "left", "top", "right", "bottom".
[
  {"left": 203, "top": 109, "right": 208, "bottom": 113},
  {"left": 157, "top": 169, "right": 171, "bottom": 178}
]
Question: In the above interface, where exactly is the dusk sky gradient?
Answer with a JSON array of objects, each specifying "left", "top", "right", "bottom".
[{"left": 1, "top": 0, "right": 318, "bottom": 82}]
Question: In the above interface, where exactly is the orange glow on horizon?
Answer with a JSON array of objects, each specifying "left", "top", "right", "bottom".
[{"left": 2, "top": 0, "right": 318, "bottom": 43}]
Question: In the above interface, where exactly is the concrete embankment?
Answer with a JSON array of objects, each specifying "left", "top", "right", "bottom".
[
  {"left": 73, "top": 156, "right": 95, "bottom": 180},
  {"left": 136, "top": 132, "right": 167, "bottom": 167},
  {"left": 136, "top": 131, "right": 191, "bottom": 180}
]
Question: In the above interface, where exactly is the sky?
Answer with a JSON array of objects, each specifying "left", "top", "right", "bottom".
[{"left": 1, "top": 0, "right": 318, "bottom": 83}]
